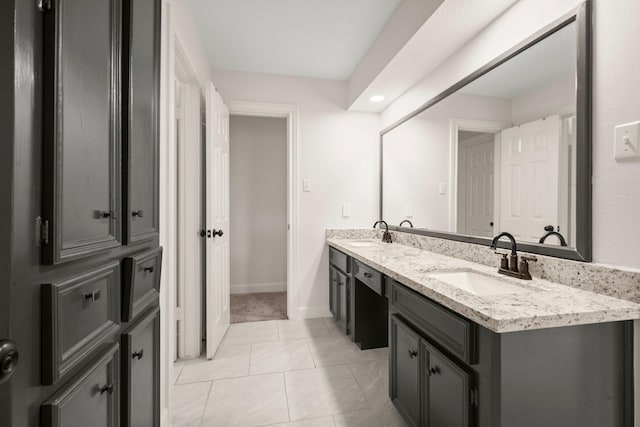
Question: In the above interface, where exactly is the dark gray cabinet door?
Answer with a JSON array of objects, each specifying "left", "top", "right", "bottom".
[
  {"left": 42, "top": 0, "right": 122, "bottom": 264},
  {"left": 390, "top": 315, "right": 420, "bottom": 427},
  {"left": 121, "top": 305, "right": 160, "bottom": 427},
  {"left": 122, "top": 0, "right": 160, "bottom": 244},
  {"left": 422, "top": 341, "right": 472, "bottom": 427},
  {"left": 336, "top": 269, "right": 349, "bottom": 332},
  {"left": 329, "top": 266, "right": 338, "bottom": 319}
]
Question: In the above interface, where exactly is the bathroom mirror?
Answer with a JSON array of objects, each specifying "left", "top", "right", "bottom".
[{"left": 380, "top": 4, "right": 591, "bottom": 261}]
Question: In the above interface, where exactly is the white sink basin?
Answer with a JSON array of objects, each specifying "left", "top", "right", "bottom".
[
  {"left": 348, "top": 241, "right": 375, "bottom": 248},
  {"left": 427, "top": 271, "right": 531, "bottom": 296}
]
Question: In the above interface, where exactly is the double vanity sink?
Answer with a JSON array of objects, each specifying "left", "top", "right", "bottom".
[{"left": 327, "top": 235, "right": 640, "bottom": 427}]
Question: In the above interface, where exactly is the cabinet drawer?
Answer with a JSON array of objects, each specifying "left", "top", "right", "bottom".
[
  {"left": 42, "top": 262, "right": 120, "bottom": 385},
  {"left": 390, "top": 280, "right": 476, "bottom": 364},
  {"left": 41, "top": 343, "right": 119, "bottom": 427},
  {"left": 121, "top": 306, "right": 160, "bottom": 427},
  {"left": 353, "top": 260, "right": 382, "bottom": 296},
  {"left": 329, "top": 247, "right": 350, "bottom": 273},
  {"left": 122, "top": 247, "right": 162, "bottom": 322}
]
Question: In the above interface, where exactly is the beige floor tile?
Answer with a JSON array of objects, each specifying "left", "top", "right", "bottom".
[
  {"left": 176, "top": 345, "right": 251, "bottom": 384},
  {"left": 200, "top": 373, "right": 289, "bottom": 427},
  {"left": 173, "top": 364, "right": 184, "bottom": 385},
  {"left": 250, "top": 340, "right": 315, "bottom": 375},
  {"left": 277, "top": 319, "right": 331, "bottom": 340},
  {"left": 348, "top": 359, "right": 391, "bottom": 408},
  {"left": 285, "top": 366, "right": 370, "bottom": 421},
  {"left": 221, "top": 320, "right": 279, "bottom": 347},
  {"left": 332, "top": 403, "right": 408, "bottom": 427},
  {"left": 171, "top": 381, "right": 212, "bottom": 427},
  {"left": 266, "top": 416, "right": 336, "bottom": 427},
  {"left": 323, "top": 318, "right": 344, "bottom": 336},
  {"left": 306, "top": 334, "right": 386, "bottom": 367}
]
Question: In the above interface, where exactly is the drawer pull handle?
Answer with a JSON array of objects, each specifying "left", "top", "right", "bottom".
[
  {"left": 100, "top": 382, "right": 115, "bottom": 395},
  {"left": 132, "top": 210, "right": 144, "bottom": 217},
  {"left": 429, "top": 366, "right": 441, "bottom": 376},
  {"left": 132, "top": 349, "right": 144, "bottom": 360},
  {"left": 408, "top": 350, "right": 418, "bottom": 359},
  {"left": 83, "top": 290, "right": 101, "bottom": 303},
  {"left": 143, "top": 266, "right": 154, "bottom": 273},
  {"left": 363, "top": 272, "right": 373, "bottom": 278}
]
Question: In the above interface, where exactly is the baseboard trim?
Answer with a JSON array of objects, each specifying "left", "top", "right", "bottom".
[
  {"left": 230, "top": 282, "right": 287, "bottom": 294},
  {"left": 298, "top": 305, "right": 332, "bottom": 319},
  {"left": 161, "top": 408, "right": 169, "bottom": 427}
]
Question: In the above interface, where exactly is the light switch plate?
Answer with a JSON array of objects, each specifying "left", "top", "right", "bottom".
[
  {"left": 342, "top": 204, "right": 350, "bottom": 218},
  {"left": 614, "top": 121, "right": 640, "bottom": 160},
  {"left": 302, "top": 179, "right": 311, "bottom": 192},
  {"left": 439, "top": 183, "right": 447, "bottom": 195}
]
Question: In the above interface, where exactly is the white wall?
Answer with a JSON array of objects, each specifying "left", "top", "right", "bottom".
[
  {"left": 511, "top": 73, "right": 576, "bottom": 125},
  {"left": 229, "top": 116, "right": 287, "bottom": 293},
  {"left": 381, "top": 0, "right": 640, "bottom": 422},
  {"left": 212, "top": 69, "right": 380, "bottom": 318},
  {"left": 383, "top": 93, "right": 511, "bottom": 229}
]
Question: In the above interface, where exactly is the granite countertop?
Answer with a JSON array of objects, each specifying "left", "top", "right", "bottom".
[{"left": 327, "top": 237, "right": 640, "bottom": 333}]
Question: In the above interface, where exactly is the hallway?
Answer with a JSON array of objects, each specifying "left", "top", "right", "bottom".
[{"left": 172, "top": 318, "right": 406, "bottom": 427}]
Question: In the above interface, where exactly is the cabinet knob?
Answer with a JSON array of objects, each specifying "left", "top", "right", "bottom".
[
  {"left": 363, "top": 272, "right": 373, "bottom": 278},
  {"left": 132, "top": 349, "right": 144, "bottom": 360},
  {"left": 429, "top": 366, "right": 441, "bottom": 376},
  {"left": 96, "top": 210, "right": 112, "bottom": 219},
  {"left": 100, "top": 382, "right": 115, "bottom": 395},
  {"left": 143, "top": 266, "right": 154, "bottom": 274},
  {"left": 408, "top": 350, "right": 418, "bottom": 358},
  {"left": 132, "top": 210, "right": 144, "bottom": 218},
  {"left": 0, "top": 340, "right": 19, "bottom": 384}
]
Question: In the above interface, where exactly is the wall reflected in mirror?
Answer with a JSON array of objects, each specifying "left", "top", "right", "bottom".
[{"left": 382, "top": 21, "right": 578, "bottom": 248}]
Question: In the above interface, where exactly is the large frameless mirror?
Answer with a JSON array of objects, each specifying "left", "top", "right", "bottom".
[{"left": 380, "top": 3, "right": 591, "bottom": 261}]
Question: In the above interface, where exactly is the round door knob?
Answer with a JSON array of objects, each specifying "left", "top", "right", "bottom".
[{"left": 0, "top": 340, "right": 19, "bottom": 384}]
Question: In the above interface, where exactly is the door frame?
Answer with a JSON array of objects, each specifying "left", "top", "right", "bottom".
[
  {"left": 449, "top": 118, "right": 508, "bottom": 234},
  {"left": 225, "top": 101, "right": 300, "bottom": 320},
  {"left": 159, "top": 4, "right": 205, "bottom": 424}
]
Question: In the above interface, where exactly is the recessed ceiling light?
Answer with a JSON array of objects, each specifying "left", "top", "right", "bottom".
[{"left": 369, "top": 95, "right": 385, "bottom": 103}]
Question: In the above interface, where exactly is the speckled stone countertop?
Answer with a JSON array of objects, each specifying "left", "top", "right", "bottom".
[{"left": 327, "top": 237, "right": 640, "bottom": 333}]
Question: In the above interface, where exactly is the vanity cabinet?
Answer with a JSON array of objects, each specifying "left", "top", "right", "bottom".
[
  {"left": 329, "top": 248, "right": 351, "bottom": 333},
  {"left": 390, "top": 314, "right": 474, "bottom": 427}
]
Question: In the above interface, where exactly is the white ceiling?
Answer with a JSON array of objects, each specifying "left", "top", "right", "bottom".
[
  {"left": 459, "top": 21, "right": 577, "bottom": 99},
  {"left": 188, "top": 0, "right": 401, "bottom": 80}
]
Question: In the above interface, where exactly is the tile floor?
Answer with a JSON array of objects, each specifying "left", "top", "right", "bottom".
[{"left": 172, "top": 318, "right": 408, "bottom": 427}]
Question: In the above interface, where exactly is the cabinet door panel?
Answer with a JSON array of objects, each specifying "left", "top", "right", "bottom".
[
  {"left": 43, "top": 0, "right": 121, "bottom": 264},
  {"left": 390, "top": 315, "right": 420, "bottom": 427},
  {"left": 121, "top": 306, "right": 160, "bottom": 427},
  {"left": 336, "top": 270, "right": 348, "bottom": 332},
  {"left": 422, "top": 341, "right": 472, "bottom": 427},
  {"left": 329, "top": 266, "right": 338, "bottom": 319},
  {"left": 123, "top": 0, "right": 159, "bottom": 243}
]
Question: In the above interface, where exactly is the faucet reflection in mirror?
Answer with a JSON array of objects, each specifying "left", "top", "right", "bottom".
[
  {"left": 399, "top": 219, "right": 413, "bottom": 228},
  {"left": 373, "top": 220, "right": 393, "bottom": 243}
]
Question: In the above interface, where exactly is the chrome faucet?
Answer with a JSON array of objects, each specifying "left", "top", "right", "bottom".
[
  {"left": 373, "top": 220, "right": 393, "bottom": 243},
  {"left": 539, "top": 226, "right": 568, "bottom": 246},
  {"left": 489, "top": 232, "right": 536, "bottom": 280},
  {"left": 399, "top": 219, "right": 413, "bottom": 228}
]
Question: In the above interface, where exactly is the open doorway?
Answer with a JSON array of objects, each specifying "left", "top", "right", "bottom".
[{"left": 229, "top": 115, "right": 288, "bottom": 323}]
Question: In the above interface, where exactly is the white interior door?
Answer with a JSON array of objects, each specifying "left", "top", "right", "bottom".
[
  {"left": 205, "top": 82, "right": 230, "bottom": 359},
  {"left": 499, "top": 115, "right": 561, "bottom": 243},
  {"left": 457, "top": 134, "right": 495, "bottom": 237}
]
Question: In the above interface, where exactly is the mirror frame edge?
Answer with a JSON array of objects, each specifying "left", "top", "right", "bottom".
[{"left": 379, "top": 1, "right": 592, "bottom": 262}]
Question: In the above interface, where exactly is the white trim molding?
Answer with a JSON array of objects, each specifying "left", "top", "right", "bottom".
[
  {"left": 230, "top": 282, "right": 287, "bottom": 294},
  {"left": 226, "top": 101, "right": 300, "bottom": 319}
]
